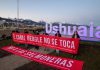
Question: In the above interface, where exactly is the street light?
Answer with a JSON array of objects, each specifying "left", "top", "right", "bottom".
[{"left": 17, "top": 0, "right": 19, "bottom": 28}]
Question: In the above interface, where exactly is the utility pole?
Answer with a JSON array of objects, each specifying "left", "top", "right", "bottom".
[{"left": 17, "top": 0, "right": 19, "bottom": 28}]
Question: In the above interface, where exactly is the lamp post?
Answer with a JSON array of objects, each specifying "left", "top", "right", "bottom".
[{"left": 17, "top": 0, "right": 19, "bottom": 28}]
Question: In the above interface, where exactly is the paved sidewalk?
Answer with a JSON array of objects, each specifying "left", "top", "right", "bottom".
[{"left": 0, "top": 47, "right": 54, "bottom": 70}]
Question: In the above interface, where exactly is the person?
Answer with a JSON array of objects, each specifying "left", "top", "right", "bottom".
[
  {"left": 55, "top": 31, "right": 61, "bottom": 37},
  {"left": 72, "top": 31, "right": 80, "bottom": 38},
  {"left": 43, "top": 32, "right": 48, "bottom": 35},
  {"left": 24, "top": 29, "right": 29, "bottom": 33},
  {"left": 36, "top": 31, "right": 39, "bottom": 35},
  {"left": 55, "top": 31, "right": 61, "bottom": 54},
  {"left": 15, "top": 29, "right": 20, "bottom": 46},
  {"left": 10, "top": 30, "right": 16, "bottom": 45},
  {"left": 72, "top": 30, "right": 80, "bottom": 58},
  {"left": 0, "top": 34, "right": 2, "bottom": 41},
  {"left": 15, "top": 28, "right": 20, "bottom": 33},
  {"left": 33, "top": 30, "right": 35, "bottom": 34},
  {"left": 1, "top": 34, "right": 6, "bottom": 40},
  {"left": 35, "top": 31, "right": 39, "bottom": 50},
  {"left": 43, "top": 32, "right": 49, "bottom": 51},
  {"left": 24, "top": 29, "right": 29, "bottom": 48},
  {"left": 16, "top": 29, "right": 20, "bottom": 33}
]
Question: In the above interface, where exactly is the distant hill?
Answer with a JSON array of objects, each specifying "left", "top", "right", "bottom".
[
  {"left": 0, "top": 17, "right": 46, "bottom": 26},
  {"left": 0, "top": 17, "right": 90, "bottom": 27}
]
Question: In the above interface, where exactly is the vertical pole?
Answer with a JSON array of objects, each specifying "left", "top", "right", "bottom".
[{"left": 17, "top": 0, "right": 19, "bottom": 28}]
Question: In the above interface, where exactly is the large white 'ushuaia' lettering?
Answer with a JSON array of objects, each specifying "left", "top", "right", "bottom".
[{"left": 46, "top": 22, "right": 100, "bottom": 39}]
